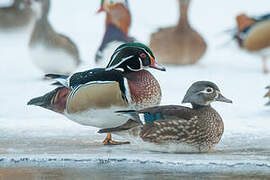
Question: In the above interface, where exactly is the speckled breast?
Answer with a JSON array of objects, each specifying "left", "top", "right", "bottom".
[{"left": 125, "top": 70, "right": 162, "bottom": 109}]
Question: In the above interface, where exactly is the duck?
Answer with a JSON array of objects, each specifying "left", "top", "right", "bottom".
[
  {"left": 28, "top": 42, "right": 166, "bottom": 145},
  {"left": 234, "top": 13, "right": 270, "bottom": 73},
  {"left": 28, "top": 0, "right": 80, "bottom": 75},
  {"left": 95, "top": 0, "right": 134, "bottom": 67},
  {"left": 264, "top": 85, "right": 270, "bottom": 105},
  {"left": 0, "top": 0, "right": 34, "bottom": 31},
  {"left": 98, "top": 81, "right": 232, "bottom": 152},
  {"left": 149, "top": 0, "right": 207, "bottom": 65}
]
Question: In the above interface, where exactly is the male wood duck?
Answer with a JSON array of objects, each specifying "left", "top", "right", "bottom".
[
  {"left": 265, "top": 85, "right": 270, "bottom": 106},
  {"left": 0, "top": 0, "right": 34, "bottom": 31},
  {"left": 95, "top": 0, "right": 134, "bottom": 67},
  {"left": 99, "top": 81, "right": 232, "bottom": 152},
  {"left": 234, "top": 13, "right": 270, "bottom": 73},
  {"left": 28, "top": 42, "right": 165, "bottom": 145},
  {"left": 28, "top": 0, "right": 80, "bottom": 75},
  {"left": 149, "top": 0, "right": 207, "bottom": 65}
]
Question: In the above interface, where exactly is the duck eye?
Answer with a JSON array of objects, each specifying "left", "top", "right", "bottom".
[
  {"left": 206, "top": 87, "right": 214, "bottom": 93},
  {"left": 140, "top": 53, "right": 147, "bottom": 58}
]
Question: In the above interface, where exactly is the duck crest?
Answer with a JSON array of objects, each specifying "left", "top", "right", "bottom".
[
  {"left": 105, "top": 3, "right": 131, "bottom": 35},
  {"left": 125, "top": 70, "right": 161, "bottom": 108}
]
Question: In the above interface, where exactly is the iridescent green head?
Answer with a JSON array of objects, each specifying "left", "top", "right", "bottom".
[{"left": 106, "top": 42, "right": 166, "bottom": 73}]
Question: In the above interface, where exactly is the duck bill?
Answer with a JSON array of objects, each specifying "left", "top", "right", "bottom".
[
  {"left": 216, "top": 93, "right": 233, "bottom": 103},
  {"left": 96, "top": 7, "right": 105, "bottom": 13},
  {"left": 149, "top": 56, "right": 166, "bottom": 71}
]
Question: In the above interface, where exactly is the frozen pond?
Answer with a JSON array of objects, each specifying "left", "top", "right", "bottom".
[{"left": 1, "top": 0, "right": 270, "bottom": 179}]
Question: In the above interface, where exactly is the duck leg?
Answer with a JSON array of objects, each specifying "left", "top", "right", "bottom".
[
  {"left": 103, "top": 133, "right": 130, "bottom": 145},
  {"left": 262, "top": 56, "right": 269, "bottom": 74}
]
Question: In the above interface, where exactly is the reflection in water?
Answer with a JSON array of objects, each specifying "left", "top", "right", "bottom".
[{"left": 0, "top": 167, "right": 269, "bottom": 180}]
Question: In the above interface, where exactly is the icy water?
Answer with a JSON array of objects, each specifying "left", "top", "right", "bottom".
[{"left": 0, "top": 167, "right": 269, "bottom": 180}]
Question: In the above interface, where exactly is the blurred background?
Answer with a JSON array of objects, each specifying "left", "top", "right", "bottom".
[{"left": 0, "top": 0, "right": 270, "bottom": 178}]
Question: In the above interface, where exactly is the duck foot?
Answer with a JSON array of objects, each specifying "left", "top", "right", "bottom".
[{"left": 103, "top": 133, "right": 130, "bottom": 145}]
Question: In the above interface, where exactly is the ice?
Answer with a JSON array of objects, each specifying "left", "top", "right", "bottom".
[{"left": 0, "top": 0, "right": 270, "bottom": 175}]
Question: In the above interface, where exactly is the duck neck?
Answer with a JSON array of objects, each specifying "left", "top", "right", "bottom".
[
  {"left": 178, "top": 0, "right": 190, "bottom": 28},
  {"left": 105, "top": 4, "right": 131, "bottom": 35},
  {"left": 191, "top": 103, "right": 211, "bottom": 110}
]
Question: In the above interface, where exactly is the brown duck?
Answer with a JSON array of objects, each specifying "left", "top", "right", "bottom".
[
  {"left": 99, "top": 81, "right": 232, "bottom": 152},
  {"left": 28, "top": 0, "right": 80, "bottom": 75},
  {"left": 0, "top": 0, "right": 34, "bottom": 31},
  {"left": 149, "top": 0, "right": 207, "bottom": 65}
]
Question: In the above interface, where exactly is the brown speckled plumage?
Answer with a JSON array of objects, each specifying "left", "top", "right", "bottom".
[
  {"left": 99, "top": 81, "right": 231, "bottom": 152},
  {"left": 125, "top": 70, "right": 161, "bottom": 109},
  {"left": 139, "top": 106, "right": 223, "bottom": 151}
]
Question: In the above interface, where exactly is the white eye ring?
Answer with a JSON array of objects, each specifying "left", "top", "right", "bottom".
[
  {"left": 205, "top": 87, "right": 214, "bottom": 93},
  {"left": 200, "top": 87, "right": 214, "bottom": 94}
]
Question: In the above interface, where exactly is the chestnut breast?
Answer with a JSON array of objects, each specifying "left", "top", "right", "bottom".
[{"left": 125, "top": 70, "right": 162, "bottom": 108}]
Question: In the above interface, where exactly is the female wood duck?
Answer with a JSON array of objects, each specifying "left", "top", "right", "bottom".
[
  {"left": 99, "top": 81, "right": 232, "bottom": 152},
  {"left": 149, "top": 0, "right": 207, "bottom": 65},
  {"left": 29, "top": 0, "right": 80, "bottom": 75},
  {"left": 28, "top": 42, "right": 166, "bottom": 145},
  {"left": 0, "top": 0, "right": 34, "bottom": 31},
  {"left": 95, "top": 0, "right": 134, "bottom": 67},
  {"left": 234, "top": 13, "right": 270, "bottom": 73},
  {"left": 265, "top": 85, "right": 270, "bottom": 106}
]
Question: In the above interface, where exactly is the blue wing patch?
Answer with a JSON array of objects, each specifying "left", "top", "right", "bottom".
[{"left": 144, "top": 113, "right": 166, "bottom": 124}]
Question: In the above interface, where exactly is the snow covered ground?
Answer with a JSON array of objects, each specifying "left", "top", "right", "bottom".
[{"left": 1, "top": 0, "right": 270, "bottom": 177}]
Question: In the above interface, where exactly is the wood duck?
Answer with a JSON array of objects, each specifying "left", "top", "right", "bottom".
[
  {"left": 265, "top": 85, "right": 270, "bottom": 106},
  {"left": 28, "top": 0, "right": 80, "bottom": 75},
  {"left": 0, "top": 0, "right": 34, "bottom": 31},
  {"left": 149, "top": 0, "right": 207, "bottom": 65},
  {"left": 234, "top": 13, "right": 270, "bottom": 73},
  {"left": 28, "top": 42, "right": 166, "bottom": 145},
  {"left": 95, "top": 0, "right": 134, "bottom": 67},
  {"left": 99, "top": 81, "right": 232, "bottom": 152}
]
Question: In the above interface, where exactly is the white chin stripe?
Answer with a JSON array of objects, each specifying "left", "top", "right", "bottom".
[{"left": 106, "top": 55, "right": 134, "bottom": 71}]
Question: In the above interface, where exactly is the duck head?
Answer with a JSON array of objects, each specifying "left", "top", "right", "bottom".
[
  {"left": 28, "top": 0, "right": 50, "bottom": 20},
  {"left": 97, "top": 0, "right": 131, "bottom": 35},
  {"left": 106, "top": 42, "right": 166, "bottom": 73},
  {"left": 182, "top": 81, "right": 232, "bottom": 108}
]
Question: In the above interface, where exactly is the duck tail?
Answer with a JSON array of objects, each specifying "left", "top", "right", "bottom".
[
  {"left": 115, "top": 110, "right": 141, "bottom": 122},
  {"left": 27, "top": 87, "right": 70, "bottom": 113},
  {"left": 98, "top": 119, "right": 140, "bottom": 134}
]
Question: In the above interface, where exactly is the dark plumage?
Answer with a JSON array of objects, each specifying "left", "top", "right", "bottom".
[
  {"left": 264, "top": 86, "right": 270, "bottom": 106},
  {"left": 99, "top": 81, "right": 232, "bottom": 152}
]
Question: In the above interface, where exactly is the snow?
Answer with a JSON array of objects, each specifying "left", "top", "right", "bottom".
[{"left": 0, "top": 0, "right": 270, "bottom": 174}]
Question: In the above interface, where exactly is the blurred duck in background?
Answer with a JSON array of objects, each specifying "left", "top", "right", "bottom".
[
  {"left": 0, "top": 0, "right": 34, "bottom": 32},
  {"left": 234, "top": 13, "right": 270, "bottom": 73},
  {"left": 264, "top": 85, "right": 270, "bottom": 105},
  {"left": 29, "top": 0, "right": 80, "bottom": 75},
  {"left": 149, "top": 0, "right": 207, "bottom": 65},
  {"left": 95, "top": 0, "right": 134, "bottom": 67}
]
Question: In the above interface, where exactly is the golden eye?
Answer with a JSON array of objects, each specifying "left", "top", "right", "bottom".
[{"left": 206, "top": 87, "right": 214, "bottom": 93}]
